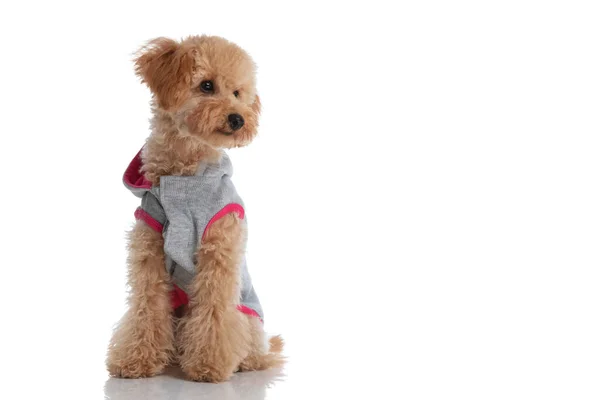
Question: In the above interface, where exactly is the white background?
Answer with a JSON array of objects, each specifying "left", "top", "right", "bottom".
[{"left": 1, "top": 1, "right": 599, "bottom": 399}]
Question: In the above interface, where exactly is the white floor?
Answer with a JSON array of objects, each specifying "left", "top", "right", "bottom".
[{"left": 104, "top": 366, "right": 285, "bottom": 400}]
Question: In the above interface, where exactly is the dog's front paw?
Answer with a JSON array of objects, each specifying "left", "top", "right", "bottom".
[
  {"left": 107, "top": 343, "right": 171, "bottom": 378},
  {"left": 107, "top": 360, "right": 161, "bottom": 379},
  {"left": 107, "top": 323, "right": 173, "bottom": 379},
  {"left": 177, "top": 313, "right": 246, "bottom": 382},
  {"left": 180, "top": 363, "right": 233, "bottom": 383},
  {"left": 178, "top": 342, "right": 236, "bottom": 382}
]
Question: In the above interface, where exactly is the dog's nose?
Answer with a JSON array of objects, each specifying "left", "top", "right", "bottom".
[{"left": 228, "top": 114, "right": 245, "bottom": 131}]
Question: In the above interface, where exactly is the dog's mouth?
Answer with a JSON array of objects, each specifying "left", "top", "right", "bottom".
[{"left": 217, "top": 129, "right": 234, "bottom": 136}]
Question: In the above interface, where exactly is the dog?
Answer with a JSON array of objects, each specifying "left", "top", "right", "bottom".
[{"left": 106, "top": 35, "right": 284, "bottom": 383}]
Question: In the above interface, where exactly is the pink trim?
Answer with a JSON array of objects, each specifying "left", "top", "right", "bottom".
[
  {"left": 124, "top": 148, "right": 152, "bottom": 189},
  {"left": 237, "top": 304, "right": 263, "bottom": 322},
  {"left": 134, "top": 207, "right": 164, "bottom": 233},
  {"left": 171, "top": 286, "right": 262, "bottom": 323},
  {"left": 171, "top": 284, "right": 188, "bottom": 309},
  {"left": 202, "top": 203, "right": 245, "bottom": 239}
]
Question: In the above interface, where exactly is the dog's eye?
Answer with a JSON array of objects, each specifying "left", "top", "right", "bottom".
[
  {"left": 233, "top": 90, "right": 240, "bottom": 98},
  {"left": 200, "top": 80, "right": 214, "bottom": 93}
]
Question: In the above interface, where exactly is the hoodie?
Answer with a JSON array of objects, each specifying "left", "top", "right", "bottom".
[{"left": 123, "top": 148, "right": 263, "bottom": 321}]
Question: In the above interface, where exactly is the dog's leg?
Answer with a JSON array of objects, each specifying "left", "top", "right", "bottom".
[
  {"left": 106, "top": 220, "right": 174, "bottom": 378},
  {"left": 238, "top": 316, "right": 285, "bottom": 372},
  {"left": 177, "top": 213, "right": 251, "bottom": 382}
]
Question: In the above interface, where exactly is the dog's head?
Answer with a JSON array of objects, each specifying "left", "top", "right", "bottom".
[{"left": 135, "top": 36, "right": 261, "bottom": 148}]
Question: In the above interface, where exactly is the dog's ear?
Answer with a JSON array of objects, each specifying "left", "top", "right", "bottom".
[
  {"left": 251, "top": 94, "right": 261, "bottom": 115},
  {"left": 134, "top": 38, "right": 195, "bottom": 111}
]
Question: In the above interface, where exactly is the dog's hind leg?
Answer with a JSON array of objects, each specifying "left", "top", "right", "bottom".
[
  {"left": 106, "top": 220, "right": 175, "bottom": 378},
  {"left": 176, "top": 213, "right": 251, "bottom": 382},
  {"left": 237, "top": 316, "right": 285, "bottom": 372}
]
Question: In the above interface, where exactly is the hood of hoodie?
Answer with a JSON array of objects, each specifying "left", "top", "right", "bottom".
[
  {"left": 123, "top": 147, "right": 233, "bottom": 198},
  {"left": 123, "top": 148, "right": 153, "bottom": 198}
]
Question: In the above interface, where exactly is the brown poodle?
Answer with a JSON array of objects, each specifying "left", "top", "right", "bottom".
[{"left": 106, "top": 35, "right": 284, "bottom": 383}]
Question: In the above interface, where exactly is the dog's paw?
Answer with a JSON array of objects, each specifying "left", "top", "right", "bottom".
[
  {"left": 107, "top": 361, "right": 160, "bottom": 379},
  {"left": 176, "top": 312, "right": 246, "bottom": 382},
  {"left": 177, "top": 338, "right": 237, "bottom": 382},
  {"left": 181, "top": 364, "right": 233, "bottom": 383},
  {"left": 107, "top": 343, "right": 170, "bottom": 378},
  {"left": 107, "top": 357, "right": 165, "bottom": 379}
]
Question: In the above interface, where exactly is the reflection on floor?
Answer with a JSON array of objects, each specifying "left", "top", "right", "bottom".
[{"left": 104, "top": 366, "right": 285, "bottom": 400}]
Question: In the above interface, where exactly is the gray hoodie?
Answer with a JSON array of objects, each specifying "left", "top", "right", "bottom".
[{"left": 123, "top": 148, "right": 263, "bottom": 320}]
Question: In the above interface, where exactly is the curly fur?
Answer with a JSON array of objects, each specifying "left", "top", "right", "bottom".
[
  {"left": 107, "top": 221, "right": 175, "bottom": 378},
  {"left": 107, "top": 35, "right": 283, "bottom": 382},
  {"left": 176, "top": 213, "right": 251, "bottom": 382}
]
